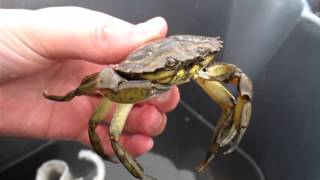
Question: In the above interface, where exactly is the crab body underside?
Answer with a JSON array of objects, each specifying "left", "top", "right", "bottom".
[{"left": 44, "top": 35, "right": 253, "bottom": 180}]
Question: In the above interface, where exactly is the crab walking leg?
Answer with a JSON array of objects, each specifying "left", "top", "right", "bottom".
[
  {"left": 88, "top": 97, "right": 116, "bottom": 162},
  {"left": 206, "top": 63, "right": 253, "bottom": 153},
  {"left": 224, "top": 96, "right": 252, "bottom": 154},
  {"left": 109, "top": 103, "right": 152, "bottom": 180},
  {"left": 194, "top": 80, "right": 236, "bottom": 173},
  {"left": 43, "top": 73, "right": 98, "bottom": 101},
  {"left": 194, "top": 63, "right": 253, "bottom": 173}
]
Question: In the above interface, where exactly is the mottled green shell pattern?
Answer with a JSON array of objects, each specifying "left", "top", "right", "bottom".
[{"left": 115, "top": 35, "right": 223, "bottom": 74}]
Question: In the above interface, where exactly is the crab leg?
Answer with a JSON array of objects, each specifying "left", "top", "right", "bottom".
[
  {"left": 43, "top": 73, "right": 99, "bottom": 101},
  {"left": 194, "top": 81, "right": 236, "bottom": 172},
  {"left": 194, "top": 63, "right": 253, "bottom": 173},
  {"left": 109, "top": 103, "right": 155, "bottom": 180},
  {"left": 88, "top": 97, "right": 117, "bottom": 162}
]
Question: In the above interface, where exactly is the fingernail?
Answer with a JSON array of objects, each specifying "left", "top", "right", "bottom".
[
  {"left": 153, "top": 89, "right": 172, "bottom": 104},
  {"left": 132, "top": 17, "right": 166, "bottom": 42},
  {"left": 145, "top": 138, "right": 154, "bottom": 151}
]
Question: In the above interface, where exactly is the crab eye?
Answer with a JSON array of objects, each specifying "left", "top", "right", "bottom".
[{"left": 166, "top": 57, "right": 177, "bottom": 67}]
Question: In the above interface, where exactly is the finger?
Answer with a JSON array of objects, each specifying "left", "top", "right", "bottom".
[
  {"left": 102, "top": 132, "right": 154, "bottom": 157},
  {"left": 79, "top": 128, "right": 153, "bottom": 157},
  {"left": 148, "top": 86, "right": 180, "bottom": 113},
  {"left": 117, "top": 134, "right": 154, "bottom": 157},
  {"left": 12, "top": 7, "right": 168, "bottom": 64},
  {"left": 125, "top": 104, "right": 167, "bottom": 136},
  {"left": 102, "top": 103, "right": 167, "bottom": 137}
]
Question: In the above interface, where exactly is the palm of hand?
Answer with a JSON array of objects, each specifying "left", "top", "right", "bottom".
[
  {"left": 0, "top": 60, "right": 102, "bottom": 142},
  {"left": 0, "top": 8, "right": 176, "bottom": 156}
]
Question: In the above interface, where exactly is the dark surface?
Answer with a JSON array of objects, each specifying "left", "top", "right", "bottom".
[
  {"left": 0, "top": 138, "right": 46, "bottom": 171},
  {"left": 243, "top": 16, "right": 320, "bottom": 180},
  {"left": 0, "top": 104, "right": 264, "bottom": 180},
  {"left": 308, "top": 0, "right": 320, "bottom": 12},
  {"left": 0, "top": 141, "right": 92, "bottom": 180},
  {"left": 1, "top": 0, "right": 320, "bottom": 180}
]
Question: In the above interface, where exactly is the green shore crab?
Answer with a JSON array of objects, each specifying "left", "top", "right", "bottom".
[{"left": 43, "top": 35, "right": 253, "bottom": 180}]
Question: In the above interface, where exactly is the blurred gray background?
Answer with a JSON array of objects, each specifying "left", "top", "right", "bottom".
[{"left": 1, "top": 0, "right": 320, "bottom": 180}]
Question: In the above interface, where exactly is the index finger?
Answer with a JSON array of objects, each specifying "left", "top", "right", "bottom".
[
  {"left": 147, "top": 86, "right": 180, "bottom": 113},
  {"left": 17, "top": 7, "right": 168, "bottom": 64}
]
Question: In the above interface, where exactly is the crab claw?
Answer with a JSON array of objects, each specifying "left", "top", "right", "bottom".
[{"left": 194, "top": 63, "right": 253, "bottom": 173}]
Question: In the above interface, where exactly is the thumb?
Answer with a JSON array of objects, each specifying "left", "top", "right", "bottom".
[{"left": 8, "top": 7, "right": 168, "bottom": 64}]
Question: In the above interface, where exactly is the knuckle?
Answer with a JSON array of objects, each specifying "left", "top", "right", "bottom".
[{"left": 91, "top": 22, "right": 112, "bottom": 48}]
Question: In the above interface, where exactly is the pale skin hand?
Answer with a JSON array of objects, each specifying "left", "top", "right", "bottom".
[{"left": 0, "top": 7, "right": 180, "bottom": 156}]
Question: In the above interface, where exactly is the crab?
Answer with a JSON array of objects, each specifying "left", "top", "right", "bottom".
[{"left": 43, "top": 35, "right": 253, "bottom": 180}]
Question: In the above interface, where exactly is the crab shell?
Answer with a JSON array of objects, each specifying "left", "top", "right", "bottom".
[{"left": 115, "top": 35, "right": 223, "bottom": 74}]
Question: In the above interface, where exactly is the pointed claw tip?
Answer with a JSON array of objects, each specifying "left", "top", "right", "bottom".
[
  {"left": 224, "top": 146, "right": 237, "bottom": 155},
  {"left": 42, "top": 91, "right": 48, "bottom": 97},
  {"left": 42, "top": 91, "right": 58, "bottom": 101},
  {"left": 144, "top": 175, "right": 157, "bottom": 180},
  {"left": 42, "top": 91, "right": 53, "bottom": 100},
  {"left": 111, "top": 159, "right": 119, "bottom": 164},
  {"left": 195, "top": 162, "right": 207, "bottom": 174},
  {"left": 102, "top": 155, "right": 118, "bottom": 164},
  {"left": 195, "top": 152, "right": 217, "bottom": 173}
]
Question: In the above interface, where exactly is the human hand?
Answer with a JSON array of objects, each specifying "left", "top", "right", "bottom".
[{"left": 0, "top": 7, "right": 180, "bottom": 156}]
